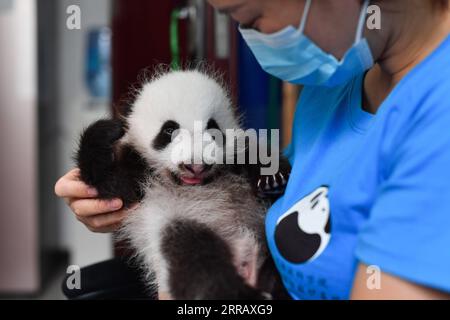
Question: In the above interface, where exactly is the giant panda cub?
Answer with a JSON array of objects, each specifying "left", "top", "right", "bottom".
[{"left": 76, "top": 69, "right": 291, "bottom": 300}]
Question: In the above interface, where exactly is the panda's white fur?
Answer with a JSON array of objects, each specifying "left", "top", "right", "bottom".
[
  {"left": 117, "top": 70, "right": 269, "bottom": 297},
  {"left": 123, "top": 70, "right": 241, "bottom": 172},
  {"left": 121, "top": 174, "right": 267, "bottom": 294}
]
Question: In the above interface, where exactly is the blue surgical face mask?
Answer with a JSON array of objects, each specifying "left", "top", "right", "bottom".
[{"left": 239, "top": 0, "right": 374, "bottom": 87}]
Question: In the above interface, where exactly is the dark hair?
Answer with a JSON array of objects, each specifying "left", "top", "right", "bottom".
[{"left": 435, "top": 0, "right": 449, "bottom": 9}]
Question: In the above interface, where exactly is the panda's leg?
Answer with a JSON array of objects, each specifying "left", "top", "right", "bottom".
[
  {"left": 256, "top": 256, "right": 292, "bottom": 300},
  {"left": 76, "top": 119, "right": 150, "bottom": 206},
  {"left": 160, "top": 219, "right": 266, "bottom": 300}
]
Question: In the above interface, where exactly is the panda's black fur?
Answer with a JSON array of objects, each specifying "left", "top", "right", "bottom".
[{"left": 76, "top": 69, "right": 291, "bottom": 300}]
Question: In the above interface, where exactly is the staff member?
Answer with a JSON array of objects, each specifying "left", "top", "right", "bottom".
[{"left": 56, "top": 0, "right": 450, "bottom": 299}]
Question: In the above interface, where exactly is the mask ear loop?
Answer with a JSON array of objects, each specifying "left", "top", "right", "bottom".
[
  {"left": 355, "top": 0, "right": 371, "bottom": 43},
  {"left": 299, "top": 0, "right": 312, "bottom": 34}
]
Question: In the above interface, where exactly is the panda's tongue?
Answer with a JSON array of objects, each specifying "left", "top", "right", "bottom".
[{"left": 180, "top": 176, "right": 203, "bottom": 185}]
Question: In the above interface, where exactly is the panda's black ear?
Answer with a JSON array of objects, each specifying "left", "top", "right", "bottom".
[
  {"left": 206, "top": 118, "right": 220, "bottom": 131},
  {"left": 113, "top": 101, "right": 134, "bottom": 120}
]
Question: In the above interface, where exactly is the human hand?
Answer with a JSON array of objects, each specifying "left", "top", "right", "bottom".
[{"left": 54, "top": 168, "right": 135, "bottom": 233}]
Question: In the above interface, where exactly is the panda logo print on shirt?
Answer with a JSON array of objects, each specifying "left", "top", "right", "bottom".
[{"left": 274, "top": 186, "right": 331, "bottom": 264}]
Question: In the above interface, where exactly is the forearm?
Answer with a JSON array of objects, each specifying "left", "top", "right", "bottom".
[{"left": 351, "top": 264, "right": 450, "bottom": 300}]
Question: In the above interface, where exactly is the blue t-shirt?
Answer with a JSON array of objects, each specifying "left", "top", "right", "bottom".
[{"left": 266, "top": 34, "right": 450, "bottom": 300}]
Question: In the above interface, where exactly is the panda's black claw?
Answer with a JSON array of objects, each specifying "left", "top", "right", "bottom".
[
  {"left": 261, "top": 292, "right": 273, "bottom": 300},
  {"left": 257, "top": 178, "right": 262, "bottom": 190},
  {"left": 265, "top": 176, "right": 271, "bottom": 190},
  {"left": 279, "top": 173, "right": 284, "bottom": 184},
  {"left": 272, "top": 174, "right": 279, "bottom": 188}
]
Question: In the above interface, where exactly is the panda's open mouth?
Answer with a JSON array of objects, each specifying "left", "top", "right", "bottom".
[
  {"left": 179, "top": 176, "right": 204, "bottom": 185},
  {"left": 170, "top": 171, "right": 212, "bottom": 186}
]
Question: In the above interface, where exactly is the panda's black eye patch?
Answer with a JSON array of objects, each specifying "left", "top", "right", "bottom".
[
  {"left": 163, "top": 126, "right": 176, "bottom": 136},
  {"left": 153, "top": 120, "right": 180, "bottom": 150},
  {"left": 206, "top": 118, "right": 225, "bottom": 143}
]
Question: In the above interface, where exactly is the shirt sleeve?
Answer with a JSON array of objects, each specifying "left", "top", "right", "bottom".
[{"left": 355, "top": 89, "right": 450, "bottom": 293}]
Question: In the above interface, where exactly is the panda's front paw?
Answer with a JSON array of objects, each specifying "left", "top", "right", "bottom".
[
  {"left": 256, "top": 157, "right": 291, "bottom": 197},
  {"left": 76, "top": 119, "right": 126, "bottom": 186},
  {"left": 257, "top": 172, "right": 289, "bottom": 193},
  {"left": 81, "top": 119, "right": 125, "bottom": 149}
]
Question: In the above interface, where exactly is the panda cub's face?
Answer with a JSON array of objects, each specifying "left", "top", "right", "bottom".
[{"left": 123, "top": 70, "right": 241, "bottom": 186}]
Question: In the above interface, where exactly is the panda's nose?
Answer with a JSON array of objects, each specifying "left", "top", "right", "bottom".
[{"left": 182, "top": 164, "right": 211, "bottom": 175}]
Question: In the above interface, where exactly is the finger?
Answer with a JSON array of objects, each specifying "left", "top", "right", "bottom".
[
  {"left": 60, "top": 168, "right": 82, "bottom": 184},
  {"left": 55, "top": 180, "right": 98, "bottom": 198},
  {"left": 83, "top": 221, "right": 122, "bottom": 234},
  {"left": 71, "top": 198, "right": 123, "bottom": 218},
  {"left": 158, "top": 292, "right": 173, "bottom": 300},
  {"left": 81, "top": 210, "right": 128, "bottom": 231},
  {"left": 55, "top": 177, "right": 98, "bottom": 199},
  {"left": 66, "top": 168, "right": 81, "bottom": 180}
]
